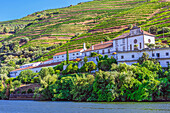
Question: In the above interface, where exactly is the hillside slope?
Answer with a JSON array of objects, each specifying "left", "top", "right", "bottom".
[{"left": 0, "top": 0, "right": 169, "bottom": 62}]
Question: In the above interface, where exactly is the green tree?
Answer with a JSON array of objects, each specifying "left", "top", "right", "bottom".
[
  {"left": 104, "top": 36, "right": 111, "bottom": 41},
  {"left": 18, "top": 70, "right": 36, "bottom": 83},
  {"left": 0, "top": 42, "right": 2, "bottom": 48},
  {"left": 86, "top": 61, "right": 96, "bottom": 73},
  {"left": 128, "top": 24, "right": 133, "bottom": 29},
  {"left": 12, "top": 80, "right": 21, "bottom": 90},
  {"left": 84, "top": 56, "right": 88, "bottom": 63},
  {"left": 48, "top": 67, "right": 55, "bottom": 75},
  {"left": 39, "top": 67, "right": 50, "bottom": 79},
  {"left": 3, "top": 27, "right": 8, "bottom": 33},
  {"left": 66, "top": 46, "right": 69, "bottom": 64},
  {"left": 150, "top": 26, "right": 157, "bottom": 34},
  {"left": 71, "top": 74, "right": 94, "bottom": 101}
]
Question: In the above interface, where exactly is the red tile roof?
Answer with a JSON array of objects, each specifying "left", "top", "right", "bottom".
[
  {"left": 54, "top": 49, "right": 83, "bottom": 56},
  {"left": 11, "top": 66, "right": 34, "bottom": 72},
  {"left": 83, "top": 41, "right": 113, "bottom": 52}
]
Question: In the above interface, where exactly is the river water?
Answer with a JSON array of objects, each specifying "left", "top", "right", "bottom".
[{"left": 0, "top": 100, "right": 169, "bottom": 113}]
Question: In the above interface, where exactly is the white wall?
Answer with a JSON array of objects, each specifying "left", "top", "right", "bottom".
[
  {"left": 113, "top": 38, "right": 127, "bottom": 51},
  {"left": 82, "top": 47, "right": 113, "bottom": 57},
  {"left": 144, "top": 35, "right": 155, "bottom": 48},
  {"left": 127, "top": 35, "right": 144, "bottom": 51},
  {"left": 10, "top": 64, "right": 58, "bottom": 78},
  {"left": 117, "top": 48, "right": 170, "bottom": 67},
  {"left": 53, "top": 51, "right": 82, "bottom": 62}
]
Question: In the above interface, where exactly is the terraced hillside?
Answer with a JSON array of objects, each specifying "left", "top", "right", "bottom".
[{"left": 0, "top": 0, "right": 169, "bottom": 62}]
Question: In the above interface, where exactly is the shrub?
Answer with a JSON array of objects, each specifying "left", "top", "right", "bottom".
[
  {"left": 128, "top": 24, "right": 133, "bottom": 29},
  {"left": 31, "top": 77, "right": 40, "bottom": 83},
  {"left": 98, "top": 57, "right": 117, "bottom": 71},
  {"left": 56, "top": 70, "right": 60, "bottom": 75},
  {"left": 90, "top": 52, "right": 98, "bottom": 57},
  {"left": 104, "top": 36, "right": 111, "bottom": 41},
  {"left": 149, "top": 26, "right": 157, "bottom": 34},
  {"left": 84, "top": 56, "right": 88, "bottom": 63},
  {"left": 21, "top": 91, "right": 26, "bottom": 94},
  {"left": 27, "top": 89, "right": 33, "bottom": 94},
  {"left": 39, "top": 67, "right": 50, "bottom": 78},
  {"left": 80, "top": 61, "right": 96, "bottom": 73},
  {"left": 157, "top": 27, "right": 170, "bottom": 34},
  {"left": 17, "top": 91, "right": 20, "bottom": 94}
]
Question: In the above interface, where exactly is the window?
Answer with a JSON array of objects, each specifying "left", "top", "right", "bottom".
[
  {"left": 132, "top": 55, "right": 134, "bottom": 58},
  {"left": 130, "top": 44, "right": 132, "bottom": 50},
  {"left": 108, "top": 49, "right": 110, "bottom": 53},
  {"left": 97, "top": 51, "right": 99, "bottom": 54},
  {"left": 156, "top": 53, "right": 160, "bottom": 58},
  {"left": 102, "top": 50, "right": 105, "bottom": 54},
  {"left": 140, "top": 43, "right": 142, "bottom": 49},
  {"left": 148, "top": 39, "right": 151, "bottom": 43},
  {"left": 85, "top": 53, "right": 87, "bottom": 56},
  {"left": 121, "top": 56, "right": 124, "bottom": 59},
  {"left": 123, "top": 46, "right": 125, "bottom": 51},
  {"left": 73, "top": 54, "right": 75, "bottom": 56},
  {"left": 131, "top": 31, "right": 134, "bottom": 35},
  {"left": 134, "top": 39, "right": 137, "bottom": 43},
  {"left": 122, "top": 39, "right": 125, "bottom": 43},
  {"left": 152, "top": 53, "right": 155, "bottom": 57},
  {"left": 62, "top": 56, "right": 64, "bottom": 57},
  {"left": 116, "top": 40, "right": 118, "bottom": 45},
  {"left": 166, "top": 61, "right": 169, "bottom": 64},
  {"left": 116, "top": 48, "right": 118, "bottom": 51},
  {"left": 36, "top": 70, "right": 38, "bottom": 73},
  {"left": 57, "top": 56, "right": 59, "bottom": 58},
  {"left": 166, "top": 52, "right": 169, "bottom": 56},
  {"left": 77, "top": 53, "right": 79, "bottom": 55}
]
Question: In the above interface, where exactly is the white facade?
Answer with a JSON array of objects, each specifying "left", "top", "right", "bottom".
[
  {"left": 41, "top": 59, "right": 54, "bottom": 65},
  {"left": 113, "top": 29, "right": 155, "bottom": 52},
  {"left": 117, "top": 48, "right": 170, "bottom": 67},
  {"left": 53, "top": 50, "right": 83, "bottom": 62},
  {"left": 82, "top": 47, "right": 113, "bottom": 57},
  {"left": 10, "top": 64, "right": 57, "bottom": 78},
  {"left": 82, "top": 41, "right": 113, "bottom": 57}
]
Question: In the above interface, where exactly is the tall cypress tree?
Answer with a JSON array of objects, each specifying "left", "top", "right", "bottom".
[{"left": 66, "top": 45, "right": 69, "bottom": 64}]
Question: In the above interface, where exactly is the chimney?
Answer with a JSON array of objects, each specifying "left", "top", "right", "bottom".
[
  {"left": 101, "top": 41, "right": 103, "bottom": 44},
  {"left": 83, "top": 43, "right": 86, "bottom": 50},
  {"left": 92, "top": 45, "right": 94, "bottom": 50}
]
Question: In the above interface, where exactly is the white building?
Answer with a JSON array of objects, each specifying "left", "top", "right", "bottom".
[
  {"left": 20, "top": 62, "right": 41, "bottom": 69},
  {"left": 53, "top": 49, "right": 84, "bottom": 62},
  {"left": 117, "top": 48, "right": 170, "bottom": 67},
  {"left": 113, "top": 26, "right": 155, "bottom": 52},
  {"left": 10, "top": 44, "right": 86, "bottom": 77},
  {"left": 10, "top": 61, "right": 62, "bottom": 77},
  {"left": 82, "top": 41, "right": 114, "bottom": 57},
  {"left": 81, "top": 26, "right": 170, "bottom": 68},
  {"left": 10, "top": 26, "right": 170, "bottom": 77}
]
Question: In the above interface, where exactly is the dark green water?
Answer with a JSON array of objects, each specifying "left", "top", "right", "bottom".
[{"left": 0, "top": 100, "right": 169, "bottom": 113}]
